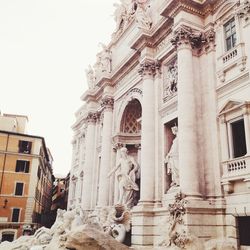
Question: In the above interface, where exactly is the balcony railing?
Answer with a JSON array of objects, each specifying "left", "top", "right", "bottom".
[{"left": 222, "top": 155, "right": 250, "bottom": 181}]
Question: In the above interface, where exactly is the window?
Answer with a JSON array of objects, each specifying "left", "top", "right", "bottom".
[
  {"left": 11, "top": 208, "right": 20, "bottom": 222},
  {"left": 224, "top": 18, "right": 237, "bottom": 51},
  {"left": 18, "top": 140, "right": 32, "bottom": 154},
  {"left": 238, "top": 216, "right": 250, "bottom": 246},
  {"left": 14, "top": 182, "right": 24, "bottom": 196},
  {"left": 231, "top": 119, "right": 247, "bottom": 158},
  {"left": 1, "top": 232, "right": 15, "bottom": 242},
  {"left": 15, "top": 160, "right": 30, "bottom": 173}
]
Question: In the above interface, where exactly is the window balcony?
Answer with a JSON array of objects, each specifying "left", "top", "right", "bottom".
[
  {"left": 217, "top": 43, "right": 247, "bottom": 83},
  {"left": 221, "top": 155, "right": 250, "bottom": 193}
]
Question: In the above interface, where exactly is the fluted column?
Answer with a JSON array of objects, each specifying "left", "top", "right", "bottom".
[
  {"left": 138, "top": 60, "right": 159, "bottom": 204},
  {"left": 82, "top": 112, "right": 97, "bottom": 210},
  {"left": 171, "top": 25, "right": 200, "bottom": 197},
  {"left": 97, "top": 96, "right": 114, "bottom": 207}
]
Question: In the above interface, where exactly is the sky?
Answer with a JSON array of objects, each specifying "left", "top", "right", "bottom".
[{"left": 0, "top": 0, "right": 116, "bottom": 176}]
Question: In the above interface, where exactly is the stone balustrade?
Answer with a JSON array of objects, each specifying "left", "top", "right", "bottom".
[{"left": 222, "top": 155, "right": 250, "bottom": 181}]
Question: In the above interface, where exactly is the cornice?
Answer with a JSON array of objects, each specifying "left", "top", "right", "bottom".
[{"left": 161, "top": 0, "right": 221, "bottom": 19}]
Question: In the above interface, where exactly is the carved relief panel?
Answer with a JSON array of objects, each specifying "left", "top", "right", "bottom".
[{"left": 163, "top": 58, "right": 178, "bottom": 103}]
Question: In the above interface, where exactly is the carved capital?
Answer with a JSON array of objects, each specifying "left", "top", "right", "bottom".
[
  {"left": 236, "top": 0, "right": 250, "bottom": 22},
  {"left": 138, "top": 60, "right": 161, "bottom": 77},
  {"left": 112, "top": 142, "right": 124, "bottom": 152},
  {"left": 204, "top": 28, "right": 216, "bottom": 51},
  {"left": 101, "top": 96, "right": 114, "bottom": 110},
  {"left": 86, "top": 112, "right": 98, "bottom": 124},
  {"left": 171, "top": 25, "right": 206, "bottom": 50}
]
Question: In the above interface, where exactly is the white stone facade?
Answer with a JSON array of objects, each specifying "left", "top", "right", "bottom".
[{"left": 69, "top": 0, "right": 250, "bottom": 248}]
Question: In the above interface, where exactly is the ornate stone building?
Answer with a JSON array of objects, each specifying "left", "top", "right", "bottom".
[{"left": 69, "top": 0, "right": 250, "bottom": 248}]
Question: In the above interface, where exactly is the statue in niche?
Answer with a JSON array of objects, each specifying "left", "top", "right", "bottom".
[
  {"left": 85, "top": 65, "right": 96, "bottom": 89},
  {"left": 164, "top": 61, "right": 178, "bottom": 99},
  {"left": 108, "top": 147, "right": 139, "bottom": 208},
  {"left": 165, "top": 125, "right": 179, "bottom": 187}
]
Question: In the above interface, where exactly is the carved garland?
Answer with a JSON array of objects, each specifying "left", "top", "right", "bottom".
[{"left": 160, "top": 193, "right": 191, "bottom": 249}]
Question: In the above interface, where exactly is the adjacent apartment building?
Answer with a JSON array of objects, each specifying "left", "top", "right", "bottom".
[{"left": 0, "top": 113, "right": 53, "bottom": 242}]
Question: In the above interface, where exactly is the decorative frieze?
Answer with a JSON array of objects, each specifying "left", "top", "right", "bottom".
[
  {"left": 138, "top": 60, "right": 161, "bottom": 77},
  {"left": 101, "top": 96, "right": 114, "bottom": 110}
]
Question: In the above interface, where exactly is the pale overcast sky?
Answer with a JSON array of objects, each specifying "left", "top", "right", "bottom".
[{"left": 0, "top": 0, "right": 116, "bottom": 175}]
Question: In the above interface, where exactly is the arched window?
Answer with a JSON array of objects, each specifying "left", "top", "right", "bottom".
[{"left": 121, "top": 99, "right": 142, "bottom": 134}]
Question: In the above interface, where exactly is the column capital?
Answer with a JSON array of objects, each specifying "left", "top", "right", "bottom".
[
  {"left": 112, "top": 142, "right": 124, "bottom": 151},
  {"left": 236, "top": 0, "right": 250, "bottom": 23},
  {"left": 101, "top": 96, "right": 114, "bottom": 110},
  {"left": 138, "top": 59, "right": 161, "bottom": 78},
  {"left": 171, "top": 25, "right": 215, "bottom": 49},
  {"left": 86, "top": 111, "right": 98, "bottom": 124}
]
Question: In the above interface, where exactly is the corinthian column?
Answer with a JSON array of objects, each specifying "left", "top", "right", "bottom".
[
  {"left": 138, "top": 60, "right": 160, "bottom": 204},
  {"left": 171, "top": 25, "right": 201, "bottom": 197},
  {"left": 82, "top": 112, "right": 97, "bottom": 210},
  {"left": 97, "top": 96, "right": 114, "bottom": 207}
]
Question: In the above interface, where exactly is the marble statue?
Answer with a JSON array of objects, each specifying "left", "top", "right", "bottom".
[
  {"left": 165, "top": 125, "right": 179, "bottom": 187},
  {"left": 108, "top": 147, "right": 139, "bottom": 208},
  {"left": 93, "top": 43, "right": 112, "bottom": 78},
  {"left": 113, "top": 0, "right": 136, "bottom": 34},
  {"left": 135, "top": 0, "right": 152, "bottom": 30},
  {"left": 85, "top": 65, "right": 96, "bottom": 89}
]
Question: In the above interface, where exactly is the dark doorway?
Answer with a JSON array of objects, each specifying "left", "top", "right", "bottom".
[
  {"left": 238, "top": 216, "right": 250, "bottom": 246},
  {"left": 231, "top": 119, "right": 247, "bottom": 158}
]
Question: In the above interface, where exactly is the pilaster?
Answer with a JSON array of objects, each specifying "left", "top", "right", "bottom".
[
  {"left": 81, "top": 111, "right": 98, "bottom": 210},
  {"left": 97, "top": 96, "right": 114, "bottom": 207}
]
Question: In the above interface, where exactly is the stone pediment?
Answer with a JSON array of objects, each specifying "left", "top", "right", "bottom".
[{"left": 218, "top": 100, "right": 245, "bottom": 116}]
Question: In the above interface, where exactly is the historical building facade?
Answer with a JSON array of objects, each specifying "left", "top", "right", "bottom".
[
  {"left": 0, "top": 113, "right": 53, "bottom": 242},
  {"left": 69, "top": 0, "right": 250, "bottom": 248}
]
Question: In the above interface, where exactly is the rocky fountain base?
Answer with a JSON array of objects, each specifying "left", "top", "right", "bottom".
[{"left": 0, "top": 204, "right": 131, "bottom": 250}]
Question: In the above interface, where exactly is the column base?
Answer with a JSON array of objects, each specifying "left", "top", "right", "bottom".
[{"left": 131, "top": 202, "right": 155, "bottom": 247}]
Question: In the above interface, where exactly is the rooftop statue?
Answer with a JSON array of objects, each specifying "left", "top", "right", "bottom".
[
  {"left": 93, "top": 43, "right": 112, "bottom": 79},
  {"left": 135, "top": 0, "right": 152, "bottom": 30},
  {"left": 85, "top": 65, "right": 96, "bottom": 89}
]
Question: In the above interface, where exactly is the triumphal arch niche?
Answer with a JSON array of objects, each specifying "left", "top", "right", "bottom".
[{"left": 68, "top": 0, "right": 250, "bottom": 249}]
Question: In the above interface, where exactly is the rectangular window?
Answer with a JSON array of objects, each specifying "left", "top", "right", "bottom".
[
  {"left": 14, "top": 182, "right": 24, "bottom": 196},
  {"left": 18, "top": 140, "right": 32, "bottom": 154},
  {"left": 15, "top": 160, "right": 30, "bottom": 173},
  {"left": 224, "top": 18, "right": 237, "bottom": 51},
  {"left": 238, "top": 216, "right": 250, "bottom": 246},
  {"left": 11, "top": 208, "right": 20, "bottom": 222},
  {"left": 231, "top": 119, "right": 247, "bottom": 158}
]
